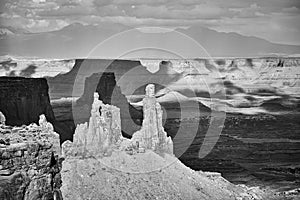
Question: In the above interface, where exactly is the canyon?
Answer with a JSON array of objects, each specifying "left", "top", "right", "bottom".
[
  {"left": 60, "top": 86, "right": 272, "bottom": 200},
  {"left": 0, "top": 57, "right": 300, "bottom": 198}
]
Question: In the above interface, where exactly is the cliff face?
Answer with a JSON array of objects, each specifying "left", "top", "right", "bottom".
[
  {"left": 0, "top": 77, "right": 74, "bottom": 143},
  {"left": 47, "top": 59, "right": 142, "bottom": 100},
  {"left": 0, "top": 77, "right": 55, "bottom": 126},
  {"left": 47, "top": 59, "right": 84, "bottom": 100},
  {"left": 0, "top": 114, "right": 62, "bottom": 200}
]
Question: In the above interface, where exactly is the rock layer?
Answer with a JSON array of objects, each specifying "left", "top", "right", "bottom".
[{"left": 0, "top": 113, "right": 62, "bottom": 200}]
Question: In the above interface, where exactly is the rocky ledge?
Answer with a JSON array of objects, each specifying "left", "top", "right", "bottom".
[{"left": 0, "top": 112, "right": 62, "bottom": 200}]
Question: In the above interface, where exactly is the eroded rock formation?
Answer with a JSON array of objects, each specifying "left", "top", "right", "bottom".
[
  {"left": 62, "top": 93, "right": 122, "bottom": 157},
  {"left": 0, "top": 111, "right": 5, "bottom": 125},
  {"left": 74, "top": 72, "right": 142, "bottom": 135},
  {"left": 131, "top": 84, "right": 173, "bottom": 154},
  {"left": 0, "top": 113, "right": 62, "bottom": 200},
  {"left": 63, "top": 84, "right": 173, "bottom": 158}
]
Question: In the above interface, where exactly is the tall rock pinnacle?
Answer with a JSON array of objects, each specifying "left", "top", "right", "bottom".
[
  {"left": 131, "top": 84, "right": 173, "bottom": 154},
  {"left": 62, "top": 84, "right": 173, "bottom": 158},
  {"left": 62, "top": 92, "right": 122, "bottom": 157}
]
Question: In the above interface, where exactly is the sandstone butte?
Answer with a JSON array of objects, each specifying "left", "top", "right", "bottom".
[{"left": 0, "top": 84, "right": 287, "bottom": 200}]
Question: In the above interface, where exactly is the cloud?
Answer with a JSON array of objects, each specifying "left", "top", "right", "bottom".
[
  {"left": 125, "top": 4, "right": 232, "bottom": 20},
  {"left": 281, "top": 6, "right": 300, "bottom": 15},
  {"left": 1, "top": 0, "right": 300, "bottom": 44}
]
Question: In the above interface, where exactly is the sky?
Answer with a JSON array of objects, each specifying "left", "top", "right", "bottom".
[{"left": 0, "top": 0, "right": 300, "bottom": 45}]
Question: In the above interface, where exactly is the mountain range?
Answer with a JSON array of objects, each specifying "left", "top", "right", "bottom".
[{"left": 0, "top": 22, "right": 299, "bottom": 58}]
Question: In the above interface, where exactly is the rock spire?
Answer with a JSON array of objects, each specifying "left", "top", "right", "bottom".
[{"left": 131, "top": 84, "right": 173, "bottom": 154}]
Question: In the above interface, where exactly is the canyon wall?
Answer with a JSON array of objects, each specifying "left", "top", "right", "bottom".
[
  {"left": 47, "top": 59, "right": 142, "bottom": 99},
  {"left": 0, "top": 77, "right": 55, "bottom": 126},
  {"left": 0, "top": 114, "right": 62, "bottom": 200},
  {"left": 0, "top": 77, "right": 74, "bottom": 143},
  {"left": 3, "top": 57, "right": 300, "bottom": 101}
]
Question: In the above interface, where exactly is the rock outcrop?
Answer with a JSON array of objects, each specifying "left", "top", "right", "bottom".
[
  {"left": 131, "top": 84, "right": 173, "bottom": 154},
  {"left": 74, "top": 72, "right": 142, "bottom": 136},
  {"left": 0, "top": 77, "right": 75, "bottom": 143},
  {"left": 0, "top": 111, "right": 5, "bottom": 124},
  {"left": 0, "top": 113, "right": 62, "bottom": 200},
  {"left": 0, "top": 77, "right": 55, "bottom": 126},
  {"left": 62, "top": 93, "right": 122, "bottom": 157},
  {"left": 63, "top": 84, "right": 173, "bottom": 158},
  {"left": 61, "top": 151, "right": 272, "bottom": 200}
]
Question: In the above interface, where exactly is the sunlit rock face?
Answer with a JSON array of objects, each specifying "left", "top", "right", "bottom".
[
  {"left": 131, "top": 84, "right": 173, "bottom": 154},
  {"left": 0, "top": 57, "right": 75, "bottom": 78},
  {"left": 0, "top": 111, "right": 5, "bottom": 124},
  {"left": 63, "top": 86, "right": 173, "bottom": 157},
  {"left": 0, "top": 113, "right": 62, "bottom": 200},
  {"left": 62, "top": 93, "right": 122, "bottom": 157}
]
